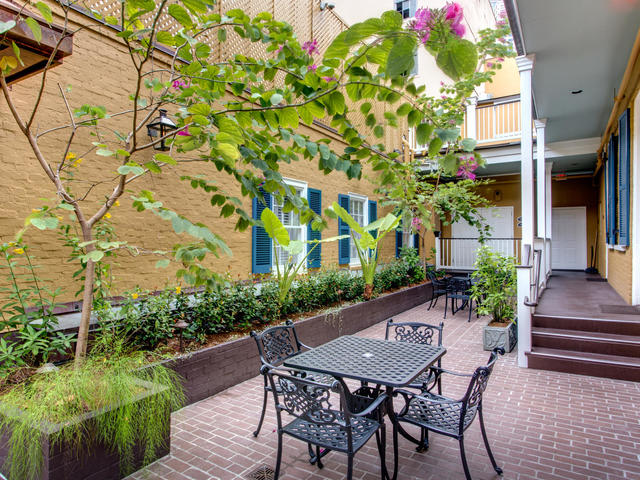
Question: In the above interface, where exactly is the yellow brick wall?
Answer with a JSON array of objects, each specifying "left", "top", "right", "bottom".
[
  {"left": 595, "top": 103, "right": 635, "bottom": 304},
  {"left": 0, "top": 4, "right": 401, "bottom": 303}
]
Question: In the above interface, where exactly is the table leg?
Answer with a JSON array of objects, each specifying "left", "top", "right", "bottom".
[{"left": 384, "top": 386, "right": 400, "bottom": 480}]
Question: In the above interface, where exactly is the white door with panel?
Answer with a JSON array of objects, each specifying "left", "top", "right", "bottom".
[{"left": 551, "top": 207, "right": 587, "bottom": 270}]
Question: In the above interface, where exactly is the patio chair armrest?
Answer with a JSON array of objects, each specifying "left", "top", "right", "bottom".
[
  {"left": 298, "top": 340, "right": 313, "bottom": 351},
  {"left": 393, "top": 388, "right": 461, "bottom": 408},
  {"left": 430, "top": 366, "right": 474, "bottom": 378},
  {"left": 350, "top": 393, "right": 388, "bottom": 418}
]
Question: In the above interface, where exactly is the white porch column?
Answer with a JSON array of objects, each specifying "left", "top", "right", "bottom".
[
  {"left": 434, "top": 236, "right": 441, "bottom": 270},
  {"left": 535, "top": 118, "right": 547, "bottom": 289},
  {"left": 545, "top": 161, "right": 553, "bottom": 278},
  {"left": 466, "top": 96, "right": 478, "bottom": 140},
  {"left": 516, "top": 54, "right": 535, "bottom": 368}
]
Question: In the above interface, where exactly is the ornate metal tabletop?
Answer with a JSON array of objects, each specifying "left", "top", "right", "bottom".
[{"left": 284, "top": 335, "right": 446, "bottom": 387}]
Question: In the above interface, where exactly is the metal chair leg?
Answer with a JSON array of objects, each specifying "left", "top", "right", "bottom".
[
  {"left": 417, "top": 427, "right": 429, "bottom": 452},
  {"left": 459, "top": 436, "right": 472, "bottom": 480},
  {"left": 274, "top": 432, "right": 283, "bottom": 479},
  {"left": 479, "top": 406, "right": 503, "bottom": 475},
  {"left": 468, "top": 299, "right": 473, "bottom": 322},
  {"left": 347, "top": 454, "right": 354, "bottom": 480},
  {"left": 253, "top": 378, "right": 269, "bottom": 437}
]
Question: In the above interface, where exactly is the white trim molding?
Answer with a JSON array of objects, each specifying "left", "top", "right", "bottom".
[{"left": 632, "top": 93, "right": 640, "bottom": 305}]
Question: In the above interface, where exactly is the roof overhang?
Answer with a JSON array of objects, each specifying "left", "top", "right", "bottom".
[
  {"left": 0, "top": 0, "right": 73, "bottom": 84},
  {"left": 504, "top": 0, "right": 640, "bottom": 147}
]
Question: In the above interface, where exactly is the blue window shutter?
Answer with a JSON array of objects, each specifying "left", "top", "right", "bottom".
[
  {"left": 413, "top": 233, "right": 420, "bottom": 254},
  {"left": 368, "top": 200, "right": 378, "bottom": 259},
  {"left": 618, "top": 109, "right": 630, "bottom": 246},
  {"left": 368, "top": 200, "right": 377, "bottom": 238},
  {"left": 607, "top": 135, "right": 618, "bottom": 244},
  {"left": 252, "top": 189, "right": 272, "bottom": 274},
  {"left": 338, "top": 194, "right": 350, "bottom": 264},
  {"left": 396, "top": 218, "right": 403, "bottom": 258},
  {"left": 307, "top": 188, "right": 322, "bottom": 268}
]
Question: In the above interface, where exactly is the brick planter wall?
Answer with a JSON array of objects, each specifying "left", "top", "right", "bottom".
[
  {"left": 0, "top": 380, "right": 170, "bottom": 480},
  {"left": 164, "top": 282, "right": 432, "bottom": 405}
]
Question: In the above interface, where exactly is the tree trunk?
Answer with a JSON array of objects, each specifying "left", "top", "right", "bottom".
[
  {"left": 74, "top": 226, "right": 95, "bottom": 363},
  {"left": 364, "top": 283, "right": 373, "bottom": 300}
]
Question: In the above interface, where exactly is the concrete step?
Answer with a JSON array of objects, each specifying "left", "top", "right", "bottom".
[
  {"left": 531, "top": 328, "right": 640, "bottom": 357},
  {"left": 526, "top": 347, "right": 640, "bottom": 382},
  {"left": 532, "top": 314, "right": 640, "bottom": 336}
]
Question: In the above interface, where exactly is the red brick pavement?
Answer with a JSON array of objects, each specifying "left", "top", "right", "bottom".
[{"left": 127, "top": 302, "right": 640, "bottom": 480}]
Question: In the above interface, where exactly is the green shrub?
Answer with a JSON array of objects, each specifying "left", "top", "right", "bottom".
[
  {"left": 400, "top": 246, "right": 426, "bottom": 284},
  {"left": 470, "top": 246, "right": 517, "bottom": 323}
]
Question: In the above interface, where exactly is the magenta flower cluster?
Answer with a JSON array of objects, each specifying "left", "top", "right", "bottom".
[
  {"left": 411, "top": 217, "right": 422, "bottom": 231},
  {"left": 445, "top": 2, "right": 465, "bottom": 37},
  {"left": 172, "top": 79, "right": 187, "bottom": 89},
  {"left": 457, "top": 155, "right": 478, "bottom": 180},
  {"left": 302, "top": 39, "right": 319, "bottom": 55},
  {"left": 410, "top": 2, "right": 465, "bottom": 44}
]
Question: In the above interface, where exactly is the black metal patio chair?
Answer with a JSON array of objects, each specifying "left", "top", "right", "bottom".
[
  {"left": 444, "top": 277, "right": 477, "bottom": 322},
  {"left": 250, "top": 320, "right": 333, "bottom": 437},
  {"left": 385, "top": 319, "right": 445, "bottom": 393},
  {"left": 265, "top": 367, "right": 387, "bottom": 480},
  {"left": 394, "top": 348, "right": 505, "bottom": 480},
  {"left": 426, "top": 270, "right": 449, "bottom": 310}
]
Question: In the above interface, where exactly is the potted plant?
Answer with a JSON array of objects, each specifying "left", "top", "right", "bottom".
[{"left": 470, "top": 246, "right": 517, "bottom": 352}]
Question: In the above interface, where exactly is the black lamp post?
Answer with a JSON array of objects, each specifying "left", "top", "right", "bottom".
[
  {"left": 146, "top": 109, "right": 177, "bottom": 151},
  {"left": 174, "top": 317, "right": 190, "bottom": 353}
]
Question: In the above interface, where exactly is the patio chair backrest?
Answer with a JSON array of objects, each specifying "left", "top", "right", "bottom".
[
  {"left": 251, "top": 320, "right": 303, "bottom": 367},
  {"left": 426, "top": 271, "right": 448, "bottom": 289},
  {"left": 266, "top": 368, "right": 350, "bottom": 427},
  {"left": 385, "top": 319, "right": 444, "bottom": 347},
  {"left": 458, "top": 348, "right": 504, "bottom": 430},
  {"left": 450, "top": 277, "right": 471, "bottom": 295}
]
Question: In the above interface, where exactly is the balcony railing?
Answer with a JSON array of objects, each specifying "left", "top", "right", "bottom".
[
  {"left": 435, "top": 237, "right": 522, "bottom": 270},
  {"left": 475, "top": 99, "right": 521, "bottom": 144},
  {"left": 409, "top": 98, "right": 532, "bottom": 156}
]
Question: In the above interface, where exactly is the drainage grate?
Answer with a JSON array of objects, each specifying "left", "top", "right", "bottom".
[
  {"left": 247, "top": 465, "right": 275, "bottom": 480},
  {"left": 586, "top": 278, "right": 607, "bottom": 282},
  {"left": 600, "top": 305, "right": 640, "bottom": 315}
]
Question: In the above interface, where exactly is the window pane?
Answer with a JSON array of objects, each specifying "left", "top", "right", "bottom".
[
  {"left": 350, "top": 198, "right": 366, "bottom": 260},
  {"left": 274, "top": 187, "right": 303, "bottom": 267}
]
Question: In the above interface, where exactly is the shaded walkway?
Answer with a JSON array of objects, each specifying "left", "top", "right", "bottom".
[
  {"left": 536, "top": 271, "right": 639, "bottom": 320},
  {"left": 128, "top": 301, "right": 640, "bottom": 480}
]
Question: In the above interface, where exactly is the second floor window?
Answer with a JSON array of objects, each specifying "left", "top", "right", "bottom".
[{"left": 395, "top": 0, "right": 416, "bottom": 19}]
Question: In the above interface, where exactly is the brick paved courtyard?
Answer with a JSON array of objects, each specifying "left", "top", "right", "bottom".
[{"left": 128, "top": 301, "right": 640, "bottom": 480}]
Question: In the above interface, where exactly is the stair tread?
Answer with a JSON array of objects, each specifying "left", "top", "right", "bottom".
[
  {"left": 527, "top": 347, "right": 640, "bottom": 367},
  {"left": 532, "top": 314, "right": 640, "bottom": 324},
  {"left": 531, "top": 328, "right": 640, "bottom": 343}
]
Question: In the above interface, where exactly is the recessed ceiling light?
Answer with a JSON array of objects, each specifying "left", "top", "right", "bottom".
[{"left": 571, "top": 89, "right": 583, "bottom": 94}]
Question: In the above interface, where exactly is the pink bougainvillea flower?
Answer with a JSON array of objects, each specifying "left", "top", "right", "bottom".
[
  {"left": 172, "top": 79, "right": 187, "bottom": 89},
  {"left": 457, "top": 156, "right": 479, "bottom": 180},
  {"left": 486, "top": 61, "right": 495, "bottom": 68},
  {"left": 276, "top": 44, "right": 284, "bottom": 54},
  {"left": 451, "top": 20, "right": 465, "bottom": 37},
  {"left": 307, "top": 64, "right": 318, "bottom": 73},
  {"left": 412, "top": 8, "right": 432, "bottom": 31},
  {"left": 445, "top": 2, "right": 463, "bottom": 22},
  {"left": 301, "top": 39, "right": 319, "bottom": 55},
  {"left": 322, "top": 76, "right": 337, "bottom": 83},
  {"left": 177, "top": 127, "right": 191, "bottom": 136},
  {"left": 411, "top": 217, "right": 422, "bottom": 231}
]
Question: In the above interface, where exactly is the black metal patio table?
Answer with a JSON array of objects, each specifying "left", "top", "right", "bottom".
[{"left": 284, "top": 335, "right": 446, "bottom": 480}]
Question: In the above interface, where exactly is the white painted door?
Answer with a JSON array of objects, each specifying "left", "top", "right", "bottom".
[
  {"left": 552, "top": 207, "right": 587, "bottom": 270},
  {"left": 449, "top": 207, "right": 514, "bottom": 268}
]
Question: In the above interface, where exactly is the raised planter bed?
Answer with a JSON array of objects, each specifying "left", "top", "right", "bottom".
[
  {"left": 164, "top": 282, "right": 432, "bottom": 405},
  {"left": 0, "top": 379, "right": 170, "bottom": 480}
]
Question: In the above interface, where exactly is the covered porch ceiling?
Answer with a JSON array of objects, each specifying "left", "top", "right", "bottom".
[{"left": 506, "top": 0, "right": 640, "bottom": 146}]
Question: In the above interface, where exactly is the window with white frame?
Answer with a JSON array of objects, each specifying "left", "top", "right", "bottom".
[
  {"left": 273, "top": 179, "right": 307, "bottom": 268},
  {"left": 349, "top": 194, "right": 368, "bottom": 263},
  {"left": 402, "top": 219, "right": 416, "bottom": 249},
  {"left": 395, "top": 0, "right": 416, "bottom": 19}
]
